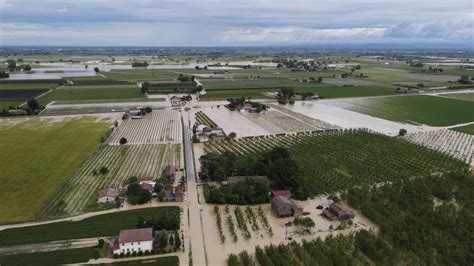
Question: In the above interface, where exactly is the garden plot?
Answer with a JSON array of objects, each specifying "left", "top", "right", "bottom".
[
  {"left": 403, "top": 130, "right": 474, "bottom": 166},
  {"left": 37, "top": 143, "right": 182, "bottom": 218},
  {"left": 109, "top": 110, "right": 182, "bottom": 144}
]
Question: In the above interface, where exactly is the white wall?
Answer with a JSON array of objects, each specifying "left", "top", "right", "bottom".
[{"left": 114, "top": 240, "right": 153, "bottom": 254}]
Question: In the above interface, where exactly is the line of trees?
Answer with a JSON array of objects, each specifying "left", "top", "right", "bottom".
[{"left": 200, "top": 147, "right": 307, "bottom": 201}]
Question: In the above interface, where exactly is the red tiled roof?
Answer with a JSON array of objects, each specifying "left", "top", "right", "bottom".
[
  {"left": 119, "top": 228, "right": 153, "bottom": 243},
  {"left": 139, "top": 176, "right": 154, "bottom": 182},
  {"left": 271, "top": 190, "right": 291, "bottom": 197}
]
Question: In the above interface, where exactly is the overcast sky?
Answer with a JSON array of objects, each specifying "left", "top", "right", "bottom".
[{"left": 0, "top": 0, "right": 473, "bottom": 47}]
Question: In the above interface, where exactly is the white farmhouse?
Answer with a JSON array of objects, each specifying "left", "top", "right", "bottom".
[{"left": 112, "top": 228, "right": 154, "bottom": 255}]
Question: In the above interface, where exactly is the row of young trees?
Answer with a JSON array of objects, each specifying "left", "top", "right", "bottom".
[
  {"left": 343, "top": 171, "right": 474, "bottom": 265},
  {"left": 228, "top": 230, "right": 396, "bottom": 266}
]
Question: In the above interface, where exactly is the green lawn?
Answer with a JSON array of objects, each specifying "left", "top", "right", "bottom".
[
  {"left": 0, "top": 117, "right": 110, "bottom": 223},
  {"left": 38, "top": 86, "right": 145, "bottom": 105},
  {"left": 451, "top": 124, "right": 474, "bottom": 135},
  {"left": 0, "top": 207, "right": 179, "bottom": 247},
  {"left": 347, "top": 95, "right": 474, "bottom": 126},
  {"left": 0, "top": 247, "right": 98, "bottom": 265}
]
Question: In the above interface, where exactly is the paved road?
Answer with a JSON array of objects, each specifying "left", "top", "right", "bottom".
[{"left": 182, "top": 111, "right": 207, "bottom": 266}]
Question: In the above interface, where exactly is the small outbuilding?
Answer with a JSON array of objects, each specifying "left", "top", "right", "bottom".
[
  {"left": 322, "top": 203, "right": 355, "bottom": 221},
  {"left": 97, "top": 187, "right": 118, "bottom": 203},
  {"left": 271, "top": 196, "right": 303, "bottom": 218}
]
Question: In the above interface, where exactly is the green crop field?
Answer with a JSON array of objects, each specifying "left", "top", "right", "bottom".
[
  {"left": 103, "top": 69, "right": 182, "bottom": 80},
  {"left": 201, "top": 78, "right": 298, "bottom": 90},
  {"left": 38, "top": 86, "right": 145, "bottom": 105},
  {"left": 346, "top": 95, "right": 474, "bottom": 126},
  {"left": 451, "top": 124, "right": 474, "bottom": 135},
  {"left": 204, "top": 129, "right": 467, "bottom": 196},
  {"left": 0, "top": 100, "right": 23, "bottom": 109},
  {"left": 295, "top": 85, "right": 396, "bottom": 98},
  {"left": 0, "top": 117, "right": 111, "bottom": 223},
  {"left": 0, "top": 206, "right": 179, "bottom": 247},
  {"left": 199, "top": 89, "right": 274, "bottom": 100},
  {"left": 0, "top": 83, "right": 58, "bottom": 90},
  {"left": 0, "top": 247, "right": 98, "bottom": 265}
]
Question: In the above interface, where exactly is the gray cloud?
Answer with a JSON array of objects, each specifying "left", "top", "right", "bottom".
[{"left": 0, "top": 0, "right": 472, "bottom": 46}]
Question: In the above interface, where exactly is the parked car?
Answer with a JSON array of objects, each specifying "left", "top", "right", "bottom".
[
  {"left": 303, "top": 212, "right": 311, "bottom": 216},
  {"left": 285, "top": 221, "right": 293, "bottom": 226},
  {"left": 316, "top": 205, "right": 323, "bottom": 210}
]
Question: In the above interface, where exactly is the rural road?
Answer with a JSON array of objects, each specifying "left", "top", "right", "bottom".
[{"left": 183, "top": 111, "right": 208, "bottom": 266}]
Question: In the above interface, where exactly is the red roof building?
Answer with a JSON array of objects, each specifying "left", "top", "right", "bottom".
[
  {"left": 139, "top": 176, "right": 154, "bottom": 182},
  {"left": 271, "top": 190, "right": 291, "bottom": 198}
]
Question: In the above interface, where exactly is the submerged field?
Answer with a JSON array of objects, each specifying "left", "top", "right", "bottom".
[
  {"left": 0, "top": 117, "right": 111, "bottom": 223},
  {"left": 345, "top": 95, "right": 474, "bottom": 126},
  {"left": 204, "top": 129, "right": 467, "bottom": 196}
]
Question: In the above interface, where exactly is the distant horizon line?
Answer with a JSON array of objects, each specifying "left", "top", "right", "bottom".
[{"left": 0, "top": 43, "right": 473, "bottom": 51}]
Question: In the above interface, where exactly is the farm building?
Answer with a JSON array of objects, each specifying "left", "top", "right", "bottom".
[
  {"left": 196, "top": 124, "right": 210, "bottom": 133},
  {"left": 97, "top": 187, "right": 118, "bottom": 203},
  {"left": 163, "top": 185, "right": 185, "bottom": 202},
  {"left": 226, "top": 176, "right": 268, "bottom": 186},
  {"left": 170, "top": 96, "right": 185, "bottom": 107},
  {"left": 322, "top": 203, "right": 355, "bottom": 221},
  {"left": 195, "top": 124, "right": 226, "bottom": 142},
  {"left": 163, "top": 165, "right": 177, "bottom": 181},
  {"left": 139, "top": 176, "right": 156, "bottom": 188},
  {"left": 140, "top": 183, "right": 154, "bottom": 194},
  {"left": 271, "top": 190, "right": 291, "bottom": 199},
  {"left": 197, "top": 132, "right": 210, "bottom": 142},
  {"left": 112, "top": 228, "right": 154, "bottom": 255},
  {"left": 271, "top": 196, "right": 303, "bottom": 218}
]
